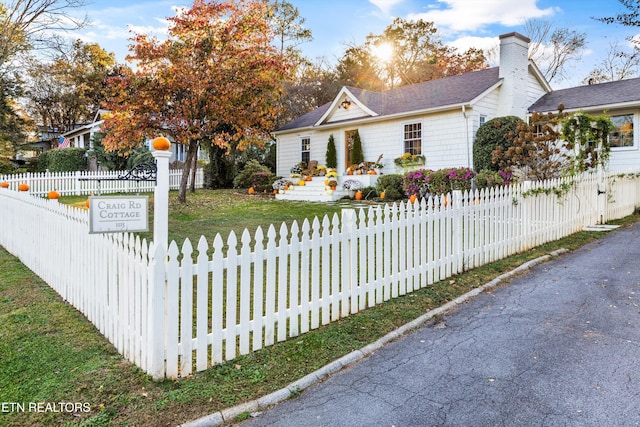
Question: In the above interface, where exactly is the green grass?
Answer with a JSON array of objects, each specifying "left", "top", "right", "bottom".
[{"left": 1, "top": 189, "right": 638, "bottom": 426}]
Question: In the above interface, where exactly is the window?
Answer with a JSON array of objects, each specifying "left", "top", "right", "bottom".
[
  {"left": 301, "top": 137, "right": 310, "bottom": 164},
  {"left": 609, "top": 114, "right": 634, "bottom": 148},
  {"left": 479, "top": 115, "right": 486, "bottom": 127},
  {"left": 403, "top": 122, "right": 422, "bottom": 155}
]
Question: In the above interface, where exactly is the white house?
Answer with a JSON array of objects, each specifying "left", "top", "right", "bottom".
[
  {"left": 60, "top": 110, "right": 189, "bottom": 166},
  {"left": 273, "top": 32, "right": 640, "bottom": 177},
  {"left": 529, "top": 78, "right": 640, "bottom": 173}
]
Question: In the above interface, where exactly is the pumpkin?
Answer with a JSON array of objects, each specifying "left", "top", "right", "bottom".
[
  {"left": 380, "top": 191, "right": 386, "bottom": 200},
  {"left": 355, "top": 191, "right": 363, "bottom": 200},
  {"left": 283, "top": 185, "right": 289, "bottom": 191},
  {"left": 152, "top": 136, "right": 171, "bottom": 151},
  {"left": 305, "top": 176, "right": 312, "bottom": 181},
  {"left": 298, "top": 180, "right": 305, "bottom": 186},
  {"left": 248, "top": 187, "right": 255, "bottom": 195},
  {"left": 18, "top": 183, "right": 29, "bottom": 192},
  {"left": 409, "top": 194, "right": 418, "bottom": 204},
  {"left": 356, "top": 170, "right": 362, "bottom": 175},
  {"left": 368, "top": 170, "right": 377, "bottom": 175},
  {"left": 48, "top": 190, "right": 60, "bottom": 199},
  {"left": 0, "top": 181, "right": 9, "bottom": 188},
  {"left": 330, "top": 185, "right": 336, "bottom": 190},
  {"left": 85, "top": 199, "right": 90, "bottom": 208},
  {"left": 273, "top": 189, "right": 278, "bottom": 194},
  {"left": 347, "top": 169, "right": 353, "bottom": 175}
]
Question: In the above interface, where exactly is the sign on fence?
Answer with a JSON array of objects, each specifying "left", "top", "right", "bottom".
[{"left": 89, "top": 196, "right": 149, "bottom": 234}]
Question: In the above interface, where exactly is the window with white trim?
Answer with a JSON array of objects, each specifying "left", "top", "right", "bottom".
[
  {"left": 609, "top": 114, "right": 635, "bottom": 148},
  {"left": 301, "top": 137, "right": 311, "bottom": 164},
  {"left": 403, "top": 122, "right": 422, "bottom": 155}
]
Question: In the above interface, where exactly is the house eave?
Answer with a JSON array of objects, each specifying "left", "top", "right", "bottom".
[
  {"left": 274, "top": 102, "right": 473, "bottom": 136},
  {"left": 530, "top": 100, "right": 640, "bottom": 115}
]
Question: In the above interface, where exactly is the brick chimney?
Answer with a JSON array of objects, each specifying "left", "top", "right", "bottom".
[{"left": 497, "top": 32, "right": 530, "bottom": 119}]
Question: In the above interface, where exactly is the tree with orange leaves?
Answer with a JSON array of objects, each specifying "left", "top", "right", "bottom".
[{"left": 102, "top": 0, "right": 287, "bottom": 203}]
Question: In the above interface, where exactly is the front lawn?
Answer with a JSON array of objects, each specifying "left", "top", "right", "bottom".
[{"left": 1, "top": 189, "right": 636, "bottom": 426}]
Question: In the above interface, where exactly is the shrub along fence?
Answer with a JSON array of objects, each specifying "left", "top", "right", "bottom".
[
  {"left": 1, "top": 172, "right": 639, "bottom": 380},
  {"left": 0, "top": 168, "right": 204, "bottom": 196}
]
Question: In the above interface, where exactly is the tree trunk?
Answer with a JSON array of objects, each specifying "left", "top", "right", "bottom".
[
  {"left": 189, "top": 147, "right": 198, "bottom": 193},
  {"left": 178, "top": 140, "right": 199, "bottom": 203}
]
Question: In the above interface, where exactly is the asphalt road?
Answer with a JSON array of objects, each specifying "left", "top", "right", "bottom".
[{"left": 235, "top": 221, "right": 640, "bottom": 427}]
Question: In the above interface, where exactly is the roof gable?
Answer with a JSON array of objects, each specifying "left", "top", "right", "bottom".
[
  {"left": 529, "top": 77, "right": 640, "bottom": 112},
  {"left": 276, "top": 67, "right": 502, "bottom": 132}
]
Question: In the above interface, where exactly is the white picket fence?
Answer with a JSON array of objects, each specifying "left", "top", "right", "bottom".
[
  {"left": 0, "top": 168, "right": 204, "bottom": 196},
  {"left": 1, "top": 172, "right": 639, "bottom": 380}
]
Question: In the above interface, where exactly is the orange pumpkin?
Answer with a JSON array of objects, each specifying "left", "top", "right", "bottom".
[
  {"left": 347, "top": 169, "right": 353, "bottom": 175},
  {"left": 152, "top": 136, "right": 171, "bottom": 151},
  {"left": 355, "top": 191, "right": 363, "bottom": 200},
  {"left": 0, "top": 181, "right": 9, "bottom": 188},
  {"left": 48, "top": 190, "right": 60, "bottom": 199},
  {"left": 283, "top": 185, "right": 289, "bottom": 191},
  {"left": 368, "top": 170, "right": 377, "bottom": 175},
  {"left": 380, "top": 191, "right": 386, "bottom": 200},
  {"left": 409, "top": 194, "right": 418, "bottom": 204},
  {"left": 305, "top": 176, "right": 312, "bottom": 181},
  {"left": 248, "top": 187, "right": 255, "bottom": 195},
  {"left": 85, "top": 199, "right": 90, "bottom": 208},
  {"left": 273, "top": 189, "right": 278, "bottom": 194},
  {"left": 18, "top": 183, "right": 29, "bottom": 192}
]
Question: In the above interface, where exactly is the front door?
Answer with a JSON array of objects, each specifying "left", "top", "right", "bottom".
[{"left": 345, "top": 129, "right": 357, "bottom": 169}]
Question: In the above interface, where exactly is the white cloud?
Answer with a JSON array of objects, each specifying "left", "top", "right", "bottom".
[
  {"left": 447, "top": 35, "right": 499, "bottom": 63},
  {"left": 369, "top": 0, "right": 404, "bottom": 15},
  {"left": 408, "top": 0, "right": 559, "bottom": 32}
]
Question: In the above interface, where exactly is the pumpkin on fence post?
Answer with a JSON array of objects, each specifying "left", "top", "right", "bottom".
[
  {"left": 0, "top": 181, "right": 9, "bottom": 189},
  {"left": 48, "top": 190, "right": 60, "bottom": 200},
  {"left": 18, "top": 183, "right": 29, "bottom": 192}
]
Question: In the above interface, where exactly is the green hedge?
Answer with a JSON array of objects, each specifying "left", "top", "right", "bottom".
[
  {"left": 473, "top": 116, "right": 523, "bottom": 172},
  {"left": 37, "top": 148, "right": 87, "bottom": 172}
]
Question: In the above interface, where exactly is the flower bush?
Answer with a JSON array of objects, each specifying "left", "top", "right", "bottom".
[
  {"left": 249, "top": 172, "right": 276, "bottom": 192},
  {"left": 272, "top": 178, "right": 293, "bottom": 190},
  {"left": 342, "top": 179, "right": 363, "bottom": 191},
  {"left": 402, "top": 167, "right": 478, "bottom": 197},
  {"left": 376, "top": 174, "right": 405, "bottom": 200},
  {"left": 326, "top": 169, "right": 338, "bottom": 178},
  {"left": 233, "top": 160, "right": 275, "bottom": 191},
  {"left": 289, "top": 163, "right": 303, "bottom": 176},
  {"left": 474, "top": 170, "right": 513, "bottom": 189}
]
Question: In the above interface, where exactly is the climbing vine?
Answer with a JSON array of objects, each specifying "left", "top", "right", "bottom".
[
  {"left": 560, "top": 112, "right": 614, "bottom": 176},
  {"left": 517, "top": 110, "right": 614, "bottom": 201}
]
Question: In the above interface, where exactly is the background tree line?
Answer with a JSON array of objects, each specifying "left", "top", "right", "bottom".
[{"left": 0, "top": 0, "right": 638, "bottom": 197}]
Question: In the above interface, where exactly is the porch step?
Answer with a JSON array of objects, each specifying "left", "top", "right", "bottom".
[{"left": 275, "top": 177, "right": 348, "bottom": 202}]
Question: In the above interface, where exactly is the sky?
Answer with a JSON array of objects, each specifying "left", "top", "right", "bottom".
[{"left": 69, "top": 0, "right": 639, "bottom": 89}]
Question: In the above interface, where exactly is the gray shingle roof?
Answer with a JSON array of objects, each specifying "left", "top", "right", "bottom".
[
  {"left": 277, "top": 67, "right": 501, "bottom": 132},
  {"left": 529, "top": 77, "right": 640, "bottom": 113}
]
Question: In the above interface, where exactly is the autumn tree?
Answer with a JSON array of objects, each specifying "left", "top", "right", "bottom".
[
  {"left": 0, "top": 75, "right": 30, "bottom": 166},
  {"left": 582, "top": 40, "right": 640, "bottom": 83},
  {"left": 492, "top": 111, "right": 571, "bottom": 181},
  {"left": 524, "top": 19, "right": 586, "bottom": 84},
  {"left": 336, "top": 18, "right": 487, "bottom": 90},
  {"left": 103, "top": 0, "right": 287, "bottom": 203},
  {"left": 596, "top": 0, "right": 640, "bottom": 27},
  {"left": 587, "top": 0, "right": 640, "bottom": 83},
  {"left": 25, "top": 40, "right": 117, "bottom": 140},
  {"left": 0, "top": 0, "right": 89, "bottom": 77}
]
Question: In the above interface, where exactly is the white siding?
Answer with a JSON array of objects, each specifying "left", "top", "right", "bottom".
[{"left": 608, "top": 109, "right": 640, "bottom": 173}]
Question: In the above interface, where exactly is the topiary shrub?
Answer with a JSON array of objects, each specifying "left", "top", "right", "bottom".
[
  {"left": 376, "top": 174, "right": 404, "bottom": 200},
  {"left": 351, "top": 130, "right": 364, "bottom": 165},
  {"left": 233, "top": 159, "right": 275, "bottom": 191},
  {"left": 325, "top": 134, "right": 337, "bottom": 169},
  {"left": 473, "top": 116, "right": 523, "bottom": 172}
]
